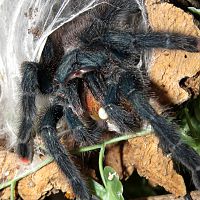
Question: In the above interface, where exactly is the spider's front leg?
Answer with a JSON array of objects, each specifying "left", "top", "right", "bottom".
[
  {"left": 118, "top": 69, "right": 200, "bottom": 190},
  {"left": 63, "top": 79, "right": 104, "bottom": 145},
  {"left": 39, "top": 105, "right": 90, "bottom": 199},
  {"left": 17, "top": 62, "right": 52, "bottom": 162},
  {"left": 17, "top": 37, "right": 55, "bottom": 162},
  {"left": 101, "top": 31, "right": 200, "bottom": 53}
]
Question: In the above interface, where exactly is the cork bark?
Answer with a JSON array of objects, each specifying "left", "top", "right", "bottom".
[
  {"left": 105, "top": 135, "right": 187, "bottom": 197},
  {"left": 0, "top": 151, "right": 74, "bottom": 200},
  {"left": 146, "top": 0, "right": 200, "bottom": 104}
]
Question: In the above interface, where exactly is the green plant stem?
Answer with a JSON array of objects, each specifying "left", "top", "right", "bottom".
[
  {"left": 99, "top": 144, "right": 106, "bottom": 188},
  {"left": 188, "top": 7, "right": 200, "bottom": 15},
  {"left": 75, "top": 129, "right": 151, "bottom": 153},
  {"left": 10, "top": 181, "right": 16, "bottom": 200},
  {"left": 0, "top": 157, "right": 53, "bottom": 190}
]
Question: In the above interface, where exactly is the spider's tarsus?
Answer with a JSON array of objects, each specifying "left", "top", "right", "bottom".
[
  {"left": 17, "top": 62, "right": 39, "bottom": 160},
  {"left": 17, "top": 142, "right": 33, "bottom": 163}
]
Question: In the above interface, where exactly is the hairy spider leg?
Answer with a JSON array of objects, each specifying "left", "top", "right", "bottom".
[
  {"left": 17, "top": 62, "right": 52, "bottom": 162},
  {"left": 119, "top": 70, "right": 200, "bottom": 190},
  {"left": 84, "top": 72, "right": 140, "bottom": 132},
  {"left": 39, "top": 105, "right": 90, "bottom": 199},
  {"left": 63, "top": 79, "right": 104, "bottom": 145},
  {"left": 17, "top": 38, "right": 57, "bottom": 163},
  {"left": 101, "top": 31, "right": 200, "bottom": 53}
]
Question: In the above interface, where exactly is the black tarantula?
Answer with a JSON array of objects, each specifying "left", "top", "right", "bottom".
[{"left": 17, "top": 0, "right": 200, "bottom": 199}]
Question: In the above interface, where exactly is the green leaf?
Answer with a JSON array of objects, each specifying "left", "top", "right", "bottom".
[
  {"left": 88, "top": 179, "right": 107, "bottom": 199},
  {"left": 104, "top": 166, "right": 124, "bottom": 200},
  {"left": 89, "top": 167, "right": 124, "bottom": 200},
  {"left": 188, "top": 7, "right": 200, "bottom": 16}
]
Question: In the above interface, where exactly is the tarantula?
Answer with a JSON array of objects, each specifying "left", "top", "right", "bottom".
[{"left": 16, "top": 0, "right": 200, "bottom": 199}]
